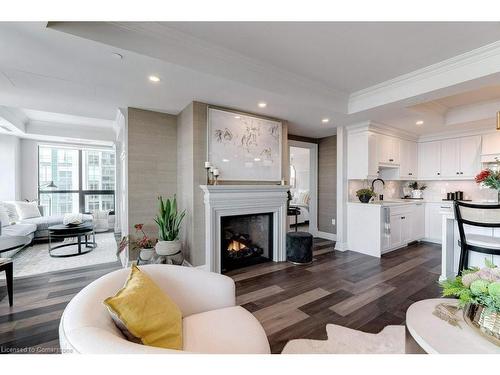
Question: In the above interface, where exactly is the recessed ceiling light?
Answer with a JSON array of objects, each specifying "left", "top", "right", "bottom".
[
  {"left": 258, "top": 102, "right": 267, "bottom": 108},
  {"left": 321, "top": 118, "right": 330, "bottom": 124},
  {"left": 111, "top": 52, "right": 123, "bottom": 60},
  {"left": 416, "top": 120, "right": 424, "bottom": 125},
  {"left": 254, "top": 157, "right": 261, "bottom": 162},
  {"left": 149, "top": 75, "right": 161, "bottom": 83},
  {"left": 234, "top": 115, "right": 241, "bottom": 119}
]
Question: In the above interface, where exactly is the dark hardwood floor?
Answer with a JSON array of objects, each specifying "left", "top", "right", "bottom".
[
  {"left": 226, "top": 239, "right": 442, "bottom": 353},
  {"left": 0, "top": 239, "right": 442, "bottom": 354}
]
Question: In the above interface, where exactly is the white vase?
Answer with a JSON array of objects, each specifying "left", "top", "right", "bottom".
[
  {"left": 139, "top": 248, "right": 154, "bottom": 261},
  {"left": 411, "top": 189, "right": 423, "bottom": 199},
  {"left": 155, "top": 240, "right": 181, "bottom": 256}
]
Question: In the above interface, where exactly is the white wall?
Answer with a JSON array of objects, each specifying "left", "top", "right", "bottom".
[{"left": 0, "top": 134, "right": 21, "bottom": 201}]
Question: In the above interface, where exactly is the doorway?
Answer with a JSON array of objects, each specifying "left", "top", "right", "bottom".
[{"left": 288, "top": 140, "right": 318, "bottom": 235}]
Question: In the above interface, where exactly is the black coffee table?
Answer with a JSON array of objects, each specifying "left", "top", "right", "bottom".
[{"left": 48, "top": 223, "right": 96, "bottom": 258}]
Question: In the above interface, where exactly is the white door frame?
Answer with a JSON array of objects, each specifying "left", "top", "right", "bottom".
[{"left": 288, "top": 140, "right": 318, "bottom": 236}]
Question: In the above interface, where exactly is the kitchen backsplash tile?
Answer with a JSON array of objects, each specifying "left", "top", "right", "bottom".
[{"left": 348, "top": 179, "right": 499, "bottom": 202}]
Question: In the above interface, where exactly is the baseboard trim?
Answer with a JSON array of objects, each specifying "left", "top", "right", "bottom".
[
  {"left": 316, "top": 231, "right": 337, "bottom": 241},
  {"left": 334, "top": 241, "right": 348, "bottom": 252}
]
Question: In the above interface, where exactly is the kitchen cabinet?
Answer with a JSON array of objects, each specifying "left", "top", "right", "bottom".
[
  {"left": 459, "top": 136, "right": 481, "bottom": 177},
  {"left": 418, "top": 141, "right": 441, "bottom": 179},
  {"left": 425, "top": 202, "right": 452, "bottom": 243},
  {"left": 347, "top": 130, "right": 379, "bottom": 179},
  {"left": 378, "top": 134, "right": 400, "bottom": 166},
  {"left": 418, "top": 136, "right": 481, "bottom": 180},
  {"left": 440, "top": 138, "right": 460, "bottom": 177},
  {"left": 400, "top": 139, "right": 418, "bottom": 179},
  {"left": 413, "top": 203, "right": 425, "bottom": 240}
]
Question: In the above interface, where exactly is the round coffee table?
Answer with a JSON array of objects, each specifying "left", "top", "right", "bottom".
[
  {"left": 406, "top": 298, "right": 500, "bottom": 354},
  {"left": 48, "top": 223, "right": 96, "bottom": 258}
]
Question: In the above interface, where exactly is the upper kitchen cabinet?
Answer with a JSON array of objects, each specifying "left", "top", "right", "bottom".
[
  {"left": 347, "top": 123, "right": 416, "bottom": 180},
  {"left": 459, "top": 136, "right": 481, "bottom": 177},
  {"left": 418, "top": 141, "right": 441, "bottom": 179},
  {"left": 418, "top": 135, "right": 481, "bottom": 180},
  {"left": 347, "top": 129, "right": 379, "bottom": 179},
  {"left": 400, "top": 139, "right": 418, "bottom": 179},
  {"left": 377, "top": 134, "right": 400, "bottom": 166}
]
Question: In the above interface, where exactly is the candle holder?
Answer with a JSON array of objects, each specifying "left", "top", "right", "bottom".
[
  {"left": 205, "top": 166, "right": 212, "bottom": 185},
  {"left": 213, "top": 175, "right": 219, "bottom": 185}
]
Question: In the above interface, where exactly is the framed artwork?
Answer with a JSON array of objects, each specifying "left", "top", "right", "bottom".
[{"left": 208, "top": 108, "right": 282, "bottom": 182}]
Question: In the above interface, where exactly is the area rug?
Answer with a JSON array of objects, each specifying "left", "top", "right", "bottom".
[
  {"left": 281, "top": 324, "right": 405, "bottom": 354},
  {"left": 0, "top": 232, "right": 118, "bottom": 278}
]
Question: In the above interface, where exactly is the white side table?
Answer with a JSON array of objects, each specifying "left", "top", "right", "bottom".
[{"left": 406, "top": 298, "right": 500, "bottom": 354}]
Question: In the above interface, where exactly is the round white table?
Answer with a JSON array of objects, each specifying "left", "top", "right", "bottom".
[{"left": 406, "top": 298, "right": 500, "bottom": 354}]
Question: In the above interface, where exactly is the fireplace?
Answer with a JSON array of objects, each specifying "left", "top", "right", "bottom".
[{"left": 221, "top": 212, "right": 273, "bottom": 273}]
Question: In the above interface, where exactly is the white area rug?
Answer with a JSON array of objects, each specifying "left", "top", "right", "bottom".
[
  {"left": 281, "top": 324, "right": 405, "bottom": 354},
  {"left": 1, "top": 232, "right": 118, "bottom": 278}
]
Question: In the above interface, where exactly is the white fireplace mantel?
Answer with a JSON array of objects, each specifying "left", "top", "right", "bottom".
[{"left": 200, "top": 185, "right": 289, "bottom": 273}]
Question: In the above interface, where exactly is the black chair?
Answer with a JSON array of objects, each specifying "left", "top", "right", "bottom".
[{"left": 454, "top": 201, "right": 500, "bottom": 275}]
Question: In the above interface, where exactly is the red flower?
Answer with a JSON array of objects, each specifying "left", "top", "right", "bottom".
[
  {"left": 134, "top": 223, "right": 143, "bottom": 230},
  {"left": 475, "top": 170, "right": 491, "bottom": 183}
]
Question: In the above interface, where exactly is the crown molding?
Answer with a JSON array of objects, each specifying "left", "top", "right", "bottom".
[
  {"left": 346, "top": 120, "right": 418, "bottom": 141},
  {"left": 349, "top": 40, "right": 500, "bottom": 114}
]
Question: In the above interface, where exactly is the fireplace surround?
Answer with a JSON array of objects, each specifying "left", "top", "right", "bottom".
[{"left": 200, "top": 185, "right": 289, "bottom": 273}]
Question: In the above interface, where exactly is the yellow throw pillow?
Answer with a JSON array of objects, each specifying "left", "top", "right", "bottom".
[{"left": 104, "top": 264, "right": 183, "bottom": 350}]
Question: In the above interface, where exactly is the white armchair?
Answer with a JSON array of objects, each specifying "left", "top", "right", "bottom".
[{"left": 59, "top": 264, "right": 270, "bottom": 354}]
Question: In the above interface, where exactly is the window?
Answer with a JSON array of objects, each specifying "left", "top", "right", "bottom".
[{"left": 38, "top": 146, "right": 116, "bottom": 215}]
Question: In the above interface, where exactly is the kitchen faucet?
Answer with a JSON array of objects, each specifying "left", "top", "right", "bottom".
[{"left": 371, "top": 178, "right": 385, "bottom": 201}]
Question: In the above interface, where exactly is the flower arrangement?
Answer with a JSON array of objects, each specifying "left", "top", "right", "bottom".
[
  {"left": 441, "top": 260, "right": 500, "bottom": 313},
  {"left": 475, "top": 168, "right": 500, "bottom": 191},
  {"left": 133, "top": 224, "right": 156, "bottom": 249}
]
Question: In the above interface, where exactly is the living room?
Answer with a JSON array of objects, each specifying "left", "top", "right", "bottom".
[{"left": 2, "top": 1, "right": 500, "bottom": 372}]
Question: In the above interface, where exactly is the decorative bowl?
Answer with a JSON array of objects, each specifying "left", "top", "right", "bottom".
[{"left": 463, "top": 303, "right": 500, "bottom": 346}]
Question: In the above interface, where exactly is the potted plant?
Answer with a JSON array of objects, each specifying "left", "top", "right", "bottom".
[
  {"left": 356, "top": 188, "right": 375, "bottom": 203},
  {"left": 408, "top": 181, "right": 427, "bottom": 199},
  {"left": 475, "top": 164, "right": 500, "bottom": 202},
  {"left": 133, "top": 224, "right": 157, "bottom": 261},
  {"left": 154, "top": 195, "right": 186, "bottom": 256},
  {"left": 441, "top": 260, "right": 500, "bottom": 345}
]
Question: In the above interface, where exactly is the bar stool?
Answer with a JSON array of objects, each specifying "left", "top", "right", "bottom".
[{"left": 454, "top": 201, "right": 500, "bottom": 275}]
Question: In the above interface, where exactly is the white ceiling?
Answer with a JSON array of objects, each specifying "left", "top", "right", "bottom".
[
  {"left": 166, "top": 22, "right": 500, "bottom": 92},
  {"left": 2, "top": 21, "right": 500, "bottom": 139}
]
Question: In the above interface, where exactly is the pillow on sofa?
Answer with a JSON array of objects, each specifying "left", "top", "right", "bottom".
[
  {"left": 1, "top": 202, "right": 19, "bottom": 222},
  {"left": 0, "top": 206, "right": 10, "bottom": 227},
  {"left": 104, "top": 264, "right": 183, "bottom": 350},
  {"left": 14, "top": 201, "right": 41, "bottom": 220}
]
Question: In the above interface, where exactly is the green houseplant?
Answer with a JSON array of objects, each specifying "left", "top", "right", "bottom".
[
  {"left": 356, "top": 188, "right": 375, "bottom": 203},
  {"left": 408, "top": 181, "right": 427, "bottom": 199},
  {"left": 154, "top": 195, "right": 186, "bottom": 256}
]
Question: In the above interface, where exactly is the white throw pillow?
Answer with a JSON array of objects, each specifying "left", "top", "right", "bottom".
[
  {"left": 0, "top": 206, "right": 10, "bottom": 227},
  {"left": 1, "top": 201, "right": 19, "bottom": 222},
  {"left": 14, "top": 201, "right": 41, "bottom": 220}
]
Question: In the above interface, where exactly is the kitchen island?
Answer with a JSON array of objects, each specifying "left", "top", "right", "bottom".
[
  {"left": 440, "top": 202, "right": 500, "bottom": 281},
  {"left": 347, "top": 200, "right": 425, "bottom": 257}
]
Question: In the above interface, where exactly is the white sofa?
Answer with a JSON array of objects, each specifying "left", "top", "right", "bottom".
[{"left": 59, "top": 264, "right": 271, "bottom": 354}]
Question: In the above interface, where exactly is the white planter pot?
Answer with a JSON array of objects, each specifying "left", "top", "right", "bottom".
[
  {"left": 155, "top": 240, "right": 181, "bottom": 256},
  {"left": 139, "top": 248, "right": 154, "bottom": 261},
  {"left": 411, "top": 189, "right": 423, "bottom": 199}
]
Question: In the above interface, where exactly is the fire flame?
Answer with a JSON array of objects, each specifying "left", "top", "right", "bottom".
[{"left": 227, "top": 240, "right": 247, "bottom": 252}]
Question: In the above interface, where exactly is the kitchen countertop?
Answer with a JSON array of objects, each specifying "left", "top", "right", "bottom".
[{"left": 348, "top": 199, "right": 498, "bottom": 207}]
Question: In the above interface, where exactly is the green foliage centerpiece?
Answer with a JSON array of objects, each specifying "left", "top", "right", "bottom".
[
  {"left": 441, "top": 260, "right": 500, "bottom": 345},
  {"left": 154, "top": 195, "right": 186, "bottom": 256}
]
